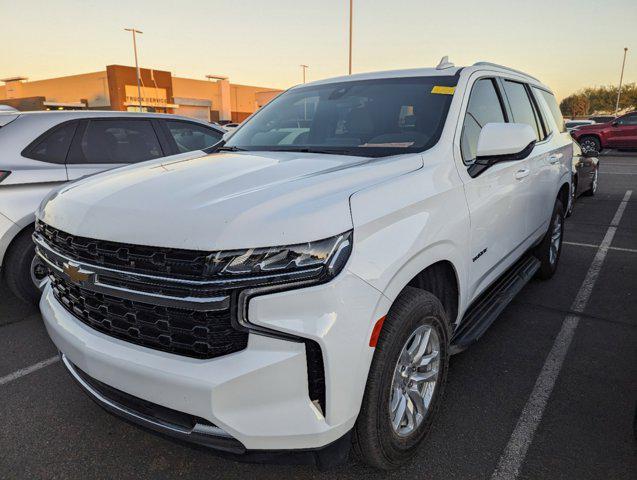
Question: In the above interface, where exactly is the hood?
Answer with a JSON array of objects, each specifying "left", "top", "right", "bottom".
[
  {"left": 574, "top": 122, "right": 608, "bottom": 133},
  {"left": 39, "top": 150, "right": 423, "bottom": 250}
]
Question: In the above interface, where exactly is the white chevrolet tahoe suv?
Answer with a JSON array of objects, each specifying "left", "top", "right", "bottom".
[{"left": 36, "top": 61, "right": 572, "bottom": 469}]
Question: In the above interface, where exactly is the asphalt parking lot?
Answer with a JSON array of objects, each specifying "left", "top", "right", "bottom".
[{"left": 1, "top": 153, "right": 636, "bottom": 480}]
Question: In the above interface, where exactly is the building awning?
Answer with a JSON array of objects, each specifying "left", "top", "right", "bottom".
[
  {"left": 123, "top": 101, "right": 180, "bottom": 109},
  {"left": 43, "top": 101, "right": 86, "bottom": 108}
]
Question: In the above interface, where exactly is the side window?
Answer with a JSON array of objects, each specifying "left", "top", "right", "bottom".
[
  {"left": 536, "top": 88, "right": 566, "bottom": 133},
  {"left": 78, "top": 120, "right": 163, "bottom": 164},
  {"left": 617, "top": 114, "right": 637, "bottom": 125},
  {"left": 165, "top": 121, "right": 223, "bottom": 153},
  {"left": 23, "top": 121, "right": 78, "bottom": 164},
  {"left": 502, "top": 80, "right": 542, "bottom": 141},
  {"left": 460, "top": 78, "right": 506, "bottom": 163}
]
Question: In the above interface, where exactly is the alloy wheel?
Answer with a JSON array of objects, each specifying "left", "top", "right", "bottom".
[
  {"left": 389, "top": 324, "right": 440, "bottom": 437},
  {"left": 549, "top": 214, "right": 562, "bottom": 266}
]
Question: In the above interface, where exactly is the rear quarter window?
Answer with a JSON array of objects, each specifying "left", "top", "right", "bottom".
[{"left": 22, "top": 121, "right": 78, "bottom": 164}]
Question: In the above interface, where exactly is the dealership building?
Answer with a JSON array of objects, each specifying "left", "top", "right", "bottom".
[{"left": 0, "top": 65, "right": 282, "bottom": 123}]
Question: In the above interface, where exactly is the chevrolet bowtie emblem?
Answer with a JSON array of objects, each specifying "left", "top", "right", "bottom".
[{"left": 62, "top": 262, "right": 91, "bottom": 283}]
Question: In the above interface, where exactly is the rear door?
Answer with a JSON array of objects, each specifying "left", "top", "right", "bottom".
[
  {"left": 65, "top": 118, "right": 166, "bottom": 180},
  {"left": 500, "top": 79, "right": 556, "bottom": 239}
]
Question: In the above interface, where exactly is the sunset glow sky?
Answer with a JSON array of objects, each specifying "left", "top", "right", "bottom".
[{"left": 2, "top": 0, "right": 636, "bottom": 100}]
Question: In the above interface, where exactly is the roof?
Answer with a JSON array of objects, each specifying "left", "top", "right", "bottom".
[
  {"left": 0, "top": 110, "right": 224, "bottom": 131},
  {"left": 294, "top": 60, "right": 548, "bottom": 91}
]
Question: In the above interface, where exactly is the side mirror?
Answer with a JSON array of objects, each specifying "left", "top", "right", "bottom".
[
  {"left": 611, "top": 121, "right": 619, "bottom": 127},
  {"left": 468, "top": 123, "right": 536, "bottom": 177}
]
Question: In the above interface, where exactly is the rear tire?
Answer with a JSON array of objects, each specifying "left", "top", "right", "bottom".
[
  {"left": 567, "top": 176, "right": 577, "bottom": 217},
  {"left": 534, "top": 199, "right": 564, "bottom": 280},
  {"left": 4, "top": 228, "right": 43, "bottom": 305},
  {"left": 353, "top": 287, "right": 450, "bottom": 470}
]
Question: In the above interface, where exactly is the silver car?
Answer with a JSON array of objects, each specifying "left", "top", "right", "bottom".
[{"left": 0, "top": 110, "right": 224, "bottom": 304}]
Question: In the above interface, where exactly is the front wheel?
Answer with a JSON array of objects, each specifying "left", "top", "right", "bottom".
[
  {"left": 353, "top": 287, "right": 450, "bottom": 470},
  {"left": 534, "top": 199, "right": 564, "bottom": 280},
  {"left": 579, "top": 136, "right": 601, "bottom": 154}
]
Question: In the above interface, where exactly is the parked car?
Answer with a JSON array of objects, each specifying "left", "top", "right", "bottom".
[
  {"left": 565, "top": 119, "right": 595, "bottom": 133},
  {"left": 0, "top": 105, "right": 19, "bottom": 112},
  {"left": 36, "top": 61, "right": 571, "bottom": 470},
  {"left": 568, "top": 141, "right": 599, "bottom": 216},
  {"left": 0, "top": 111, "right": 224, "bottom": 304},
  {"left": 572, "top": 111, "right": 637, "bottom": 152}
]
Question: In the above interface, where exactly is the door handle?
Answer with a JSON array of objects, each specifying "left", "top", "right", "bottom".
[
  {"left": 515, "top": 168, "right": 530, "bottom": 180},
  {"left": 548, "top": 154, "right": 561, "bottom": 164}
]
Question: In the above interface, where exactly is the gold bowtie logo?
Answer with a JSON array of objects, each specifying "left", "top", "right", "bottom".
[{"left": 62, "top": 262, "right": 91, "bottom": 283}]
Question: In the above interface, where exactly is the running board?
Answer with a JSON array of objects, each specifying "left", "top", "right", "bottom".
[{"left": 450, "top": 255, "right": 540, "bottom": 354}]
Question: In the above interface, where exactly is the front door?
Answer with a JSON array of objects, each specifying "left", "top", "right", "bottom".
[
  {"left": 606, "top": 113, "right": 637, "bottom": 148},
  {"left": 455, "top": 76, "right": 531, "bottom": 302}
]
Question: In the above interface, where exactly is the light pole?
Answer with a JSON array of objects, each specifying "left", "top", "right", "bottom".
[
  {"left": 614, "top": 47, "right": 628, "bottom": 116},
  {"left": 124, "top": 27, "right": 143, "bottom": 112},
  {"left": 348, "top": 0, "right": 353, "bottom": 75},
  {"left": 300, "top": 64, "right": 309, "bottom": 83}
]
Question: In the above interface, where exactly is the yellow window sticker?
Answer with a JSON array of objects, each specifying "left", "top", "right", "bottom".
[{"left": 431, "top": 86, "right": 455, "bottom": 95}]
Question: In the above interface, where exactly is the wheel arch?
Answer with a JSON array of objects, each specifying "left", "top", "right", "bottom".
[
  {"left": 404, "top": 260, "right": 460, "bottom": 327},
  {"left": 0, "top": 220, "right": 35, "bottom": 270}
]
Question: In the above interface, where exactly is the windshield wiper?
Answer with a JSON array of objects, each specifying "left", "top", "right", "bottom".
[
  {"left": 268, "top": 147, "right": 355, "bottom": 155},
  {"left": 217, "top": 145, "right": 247, "bottom": 152}
]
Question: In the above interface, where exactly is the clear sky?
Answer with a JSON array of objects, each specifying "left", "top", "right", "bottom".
[{"left": 1, "top": 0, "right": 635, "bottom": 100}]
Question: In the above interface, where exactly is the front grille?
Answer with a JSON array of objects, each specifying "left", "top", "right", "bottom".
[
  {"left": 50, "top": 273, "right": 247, "bottom": 359},
  {"left": 38, "top": 221, "right": 213, "bottom": 280}
]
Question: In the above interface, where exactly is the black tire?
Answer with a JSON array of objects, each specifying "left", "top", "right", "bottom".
[
  {"left": 3, "top": 228, "right": 42, "bottom": 305},
  {"left": 579, "top": 135, "right": 601, "bottom": 154},
  {"left": 583, "top": 167, "right": 598, "bottom": 197},
  {"left": 353, "top": 287, "right": 450, "bottom": 470},
  {"left": 534, "top": 199, "right": 564, "bottom": 280},
  {"left": 567, "top": 176, "right": 577, "bottom": 217}
]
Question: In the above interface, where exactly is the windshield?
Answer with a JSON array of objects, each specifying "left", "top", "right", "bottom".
[{"left": 225, "top": 76, "right": 457, "bottom": 157}]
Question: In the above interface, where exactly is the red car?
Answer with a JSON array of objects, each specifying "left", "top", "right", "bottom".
[{"left": 572, "top": 111, "right": 637, "bottom": 152}]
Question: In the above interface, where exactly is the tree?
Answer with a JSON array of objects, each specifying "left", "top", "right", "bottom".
[
  {"left": 560, "top": 94, "right": 589, "bottom": 117},
  {"left": 560, "top": 83, "right": 637, "bottom": 117}
]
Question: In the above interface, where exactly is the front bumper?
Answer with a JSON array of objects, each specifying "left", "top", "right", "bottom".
[{"left": 41, "top": 269, "right": 389, "bottom": 451}]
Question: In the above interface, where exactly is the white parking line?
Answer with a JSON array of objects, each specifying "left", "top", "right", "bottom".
[
  {"left": 564, "top": 241, "right": 637, "bottom": 254},
  {"left": 0, "top": 356, "right": 59, "bottom": 386},
  {"left": 491, "top": 189, "right": 632, "bottom": 480}
]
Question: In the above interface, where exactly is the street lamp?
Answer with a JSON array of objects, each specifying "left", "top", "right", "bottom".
[
  {"left": 615, "top": 47, "right": 628, "bottom": 116},
  {"left": 124, "top": 27, "right": 143, "bottom": 112},
  {"left": 300, "top": 64, "right": 309, "bottom": 83},
  {"left": 348, "top": 0, "right": 353, "bottom": 75}
]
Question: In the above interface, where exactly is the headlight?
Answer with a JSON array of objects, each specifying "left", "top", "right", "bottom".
[{"left": 204, "top": 230, "right": 352, "bottom": 286}]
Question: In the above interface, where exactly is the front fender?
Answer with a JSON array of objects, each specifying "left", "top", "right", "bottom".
[{"left": 347, "top": 162, "right": 470, "bottom": 322}]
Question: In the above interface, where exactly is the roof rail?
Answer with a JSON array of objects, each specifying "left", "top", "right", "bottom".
[{"left": 472, "top": 62, "right": 540, "bottom": 82}]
